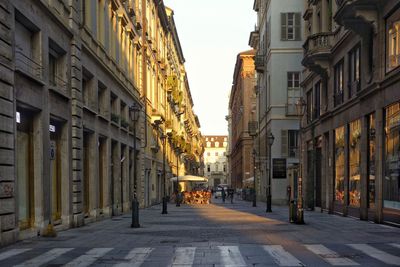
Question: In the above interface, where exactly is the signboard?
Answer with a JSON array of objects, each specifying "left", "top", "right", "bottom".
[
  {"left": 273, "top": 158, "right": 286, "bottom": 179},
  {"left": 50, "top": 141, "right": 56, "bottom": 160}
]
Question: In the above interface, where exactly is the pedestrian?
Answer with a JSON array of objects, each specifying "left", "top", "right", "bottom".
[
  {"left": 221, "top": 188, "right": 226, "bottom": 203},
  {"left": 228, "top": 188, "right": 234, "bottom": 204}
]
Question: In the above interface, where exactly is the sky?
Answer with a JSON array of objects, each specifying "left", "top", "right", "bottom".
[{"left": 164, "top": 0, "right": 256, "bottom": 135}]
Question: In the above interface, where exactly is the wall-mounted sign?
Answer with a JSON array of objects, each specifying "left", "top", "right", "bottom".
[
  {"left": 16, "top": 112, "right": 20, "bottom": 124},
  {"left": 273, "top": 158, "right": 286, "bottom": 179},
  {"left": 49, "top": 124, "right": 56, "bottom": 132},
  {"left": 50, "top": 141, "right": 56, "bottom": 160}
]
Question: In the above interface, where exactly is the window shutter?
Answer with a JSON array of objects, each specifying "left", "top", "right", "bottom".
[
  {"left": 281, "top": 13, "right": 287, "bottom": 41},
  {"left": 281, "top": 130, "right": 288, "bottom": 157},
  {"left": 295, "top": 13, "right": 301, "bottom": 41}
]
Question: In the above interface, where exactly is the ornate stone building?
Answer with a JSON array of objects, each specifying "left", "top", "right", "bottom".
[
  {"left": 228, "top": 50, "right": 256, "bottom": 190},
  {"left": 300, "top": 0, "right": 400, "bottom": 224},
  {"left": 203, "top": 136, "right": 228, "bottom": 188},
  {"left": 0, "top": 0, "right": 203, "bottom": 246}
]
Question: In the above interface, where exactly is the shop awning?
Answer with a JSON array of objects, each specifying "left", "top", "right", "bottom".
[{"left": 170, "top": 175, "right": 208, "bottom": 182}]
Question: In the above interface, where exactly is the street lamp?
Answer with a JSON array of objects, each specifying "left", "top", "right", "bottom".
[
  {"left": 160, "top": 133, "right": 168, "bottom": 214},
  {"left": 176, "top": 151, "right": 181, "bottom": 207},
  {"left": 252, "top": 149, "right": 257, "bottom": 207},
  {"left": 266, "top": 132, "right": 275, "bottom": 212},
  {"left": 295, "top": 97, "right": 306, "bottom": 224},
  {"left": 129, "top": 103, "right": 141, "bottom": 228}
]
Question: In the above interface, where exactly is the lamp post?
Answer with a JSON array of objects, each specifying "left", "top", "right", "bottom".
[
  {"left": 266, "top": 132, "right": 275, "bottom": 213},
  {"left": 176, "top": 152, "right": 181, "bottom": 207},
  {"left": 295, "top": 97, "right": 306, "bottom": 224},
  {"left": 252, "top": 149, "right": 257, "bottom": 207},
  {"left": 161, "top": 133, "right": 167, "bottom": 214},
  {"left": 129, "top": 103, "right": 141, "bottom": 228}
]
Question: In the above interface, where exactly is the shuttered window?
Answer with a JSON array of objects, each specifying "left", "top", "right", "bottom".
[{"left": 281, "top": 13, "right": 301, "bottom": 41}]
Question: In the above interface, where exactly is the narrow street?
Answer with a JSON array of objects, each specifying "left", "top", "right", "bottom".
[{"left": 0, "top": 199, "right": 399, "bottom": 267}]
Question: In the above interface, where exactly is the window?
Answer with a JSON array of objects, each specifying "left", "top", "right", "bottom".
[
  {"left": 223, "top": 165, "right": 226, "bottom": 172},
  {"left": 384, "top": 102, "right": 400, "bottom": 210},
  {"left": 368, "top": 113, "right": 376, "bottom": 208},
  {"left": 314, "top": 82, "right": 321, "bottom": 119},
  {"left": 348, "top": 45, "right": 361, "bottom": 97},
  {"left": 287, "top": 72, "right": 301, "bottom": 115},
  {"left": 215, "top": 152, "right": 218, "bottom": 156},
  {"left": 215, "top": 142, "right": 219, "bottom": 147},
  {"left": 215, "top": 164, "right": 219, "bottom": 172},
  {"left": 334, "top": 60, "right": 344, "bottom": 107},
  {"left": 98, "top": 81, "right": 107, "bottom": 116},
  {"left": 48, "top": 39, "right": 67, "bottom": 93},
  {"left": 307, "top": 90, "right": 313, "bottom": 123},
  {"left": 349, "top": 120, "right": 361, "bottom": 207},
  {"left": 335, "top": 126, "right": 345, "bottom": 204},
  {"left": 387, "top": 8, "right": 400, "bottom": 71},
  {"left": 223, "top": 152, "right": 226, "bottom": 156},
  {"left": 281, "top": 13, "right": 301, "bottom": 41},
  {"left": 207, "top": 142, "right": 211, "bottom": 147},
  {"left": 207, "top": 164, "right": 210, "bottom": 172},
  {"left": 207, "top": 152, "right": 210, "bottom": 156},
  {"left": 288, "top": 130, "right": 299, "bottom": 158}
]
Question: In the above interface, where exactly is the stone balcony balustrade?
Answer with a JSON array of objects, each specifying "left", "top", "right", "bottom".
[{"left": 302, "top": 32, "right": 335, "bottom": 77}]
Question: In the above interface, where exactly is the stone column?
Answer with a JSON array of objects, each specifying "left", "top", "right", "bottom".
[
  {"left": 328, "top": 129, "right": 335, "bottom": 214},
  {"left": 70, "top": 38, "right": 84, "bottom": 227},
  {"left": 360, "top": 116, "right": 368, "bottom": 220},
  {"left": 0, "top": 0, "right": 17, "bottom": 246},
  {"left": 343, "top": 125, "right": 349, "bottom": 216},
  {"left": 375, "top": 108, "right": 384, "bottom": 223},
  {"left": 89, "top": 132, "right": 98, "bottom": 218}
]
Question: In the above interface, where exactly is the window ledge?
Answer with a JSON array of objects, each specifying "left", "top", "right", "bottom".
[{"left": 83, "top": 105, "right": 97, "bottom": 115}]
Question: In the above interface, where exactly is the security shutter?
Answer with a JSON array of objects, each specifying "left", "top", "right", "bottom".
[
  {"left": 281, "top": 13, "right": 287, "bottom": 41},
  {"left": 295, "top": 13, "right": 302, "bottom": 41},
  {"left": 281, "top": 130, "right": 288, "bottom": 157}
]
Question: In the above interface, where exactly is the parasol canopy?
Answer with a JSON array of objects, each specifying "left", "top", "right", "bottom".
[{"left": 169, "top": 175, "right": 208, "bottom": 182}]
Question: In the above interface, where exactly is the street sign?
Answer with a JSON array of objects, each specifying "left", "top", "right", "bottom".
[
  {"left": 273, "top": 158, "right": 286, "bottom": 179},
  {"left": 50, "top": 141, "right": 56, "bottom": 160}
]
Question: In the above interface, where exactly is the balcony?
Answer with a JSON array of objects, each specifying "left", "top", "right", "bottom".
[
  {"left": 302, "top": 32, "right": 334, "bottom": 77},
  {"left": 15, "top": 50, "right": 43, "bottom": 81},
  {"left": 254, "top": 54, "right": 265, "bottom": 73},
  {"left": 334, "top": 0, "right": 381, "bottom": 36},
  {"left": 49, "top": 74, "right": 68, "bottom": 96},
  {"left": 286, "top": 103, "right": 299, "bottom": 116}
]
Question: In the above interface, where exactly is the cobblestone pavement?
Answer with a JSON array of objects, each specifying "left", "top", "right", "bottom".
[{"left": 1, "top": 198, "right": 400, "bottom": 266}]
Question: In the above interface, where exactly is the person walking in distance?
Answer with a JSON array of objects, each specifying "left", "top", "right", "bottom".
[
  {"left": 228, "top": 188, "right": 234, "bottom": 204},
  {"left": 221, "top": 188, "right": 226, "bottom": 203}
]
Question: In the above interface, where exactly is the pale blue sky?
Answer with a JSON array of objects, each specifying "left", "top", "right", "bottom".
[{"left": 164, "top": 0, "right": 255, "bottom": 135}]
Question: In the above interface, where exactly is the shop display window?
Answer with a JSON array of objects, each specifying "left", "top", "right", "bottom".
[
  {"left": 349, "top": 120, "right": 361, "bottom": 207},
  {"left": 335, "top": 126, "right": 345, "bottom": 203},
  {"left": 384, "top": 102, "right": 400, "bottom": 210},
  {"left": 368, "top": 113, "right": 376, "bottom": 208}
]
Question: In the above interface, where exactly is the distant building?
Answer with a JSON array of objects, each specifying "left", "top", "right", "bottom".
[
  {"left": 203, "top": 136, "right": 228, "bottom": 187},
  {"left": 228, "top": 50, "right": 256, "bottom": 190}
]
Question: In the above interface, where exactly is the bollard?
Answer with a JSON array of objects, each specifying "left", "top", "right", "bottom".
[
  {"left": 162, "top": 196, "right": 168, "bottom": 214},
  {"left": 131, "top": 198, "right": 140, "bottom": 228},
  {"left": 289, "top": 200, "right": 297, "bottom": 223}
]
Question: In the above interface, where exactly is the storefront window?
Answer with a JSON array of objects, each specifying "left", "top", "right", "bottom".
[
  {"left": 385, "top": 102, "right": 400, "bottom": 209},
  {"left": 349, "top": 120, "right": 361, "bottom": 207},
  {"left": 335, "top": 126, "right": 345, "bottom": 203},
  {"left": 368, "top": 113, "right": 376, "bottom": 208}
]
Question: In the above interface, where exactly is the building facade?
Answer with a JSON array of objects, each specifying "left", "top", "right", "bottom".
[
  {"left": 0, "top": 0, "right": 203, "bottom": 246},
  {"left": 250, "top": 0, "right": 304, "bottom": 204},
  {"left": 228, "top": 50, "right": 256, "bottom": 190},
  {"left": 203, "top": 136, "right": 228, "bottom": 188},
  {"left": 300, "top": 0, "right": 400, "bottom": 225}
]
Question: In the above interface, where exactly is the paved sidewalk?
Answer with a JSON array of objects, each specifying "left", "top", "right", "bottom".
[{"left": 0, "top": 197, "right": 399, "bottom": 266}]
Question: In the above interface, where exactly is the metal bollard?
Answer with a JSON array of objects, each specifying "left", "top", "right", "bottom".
[
  {"left": 162, "top": 196, "right": 168, "bottom": 214},
  {"left": 289, "top": 200, "right": 297, "bottom": 223},
  {"left": 131, "top": 198, "right": 140, "bottom": 228}
]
